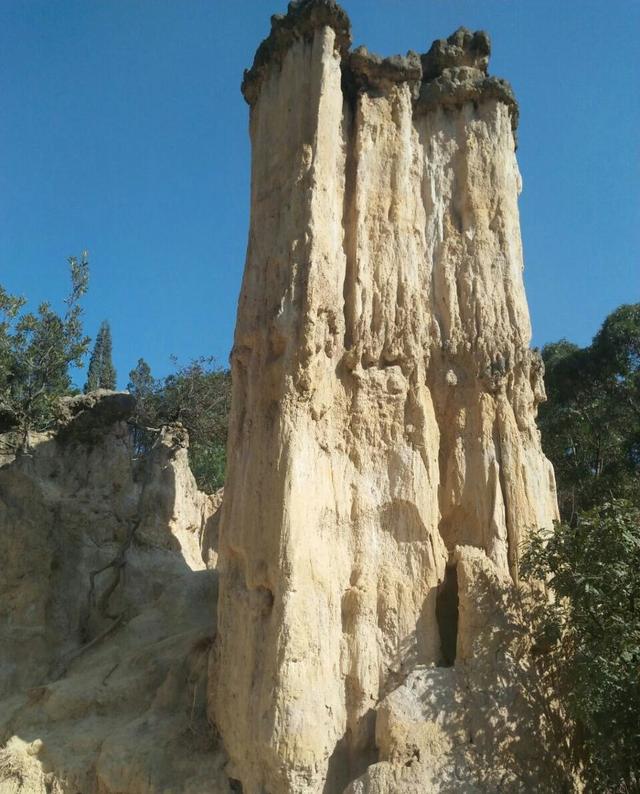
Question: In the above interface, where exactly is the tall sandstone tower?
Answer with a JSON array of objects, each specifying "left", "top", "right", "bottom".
[{"left": 211, "top": 2, "right": 559, "bottom": 792}]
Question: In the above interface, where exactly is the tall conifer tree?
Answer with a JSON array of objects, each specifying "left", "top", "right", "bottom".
[
  {"left": 84, "top": 324, "right": 104, "bottom": 393},
  {"left": 100, "top": 322, "right": 116, "bottom": 390},
  {"left": 84, "top": 320, "right": 117, "bottom": 392}
]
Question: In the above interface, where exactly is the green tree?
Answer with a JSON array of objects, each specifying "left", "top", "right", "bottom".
[
  {"left": 127, "top": 357, "right": 154, "bottom": 407},
  {"left": 127, "top": 357, "right": 158, "bottom": 456},
  {"left": 522, "top": 500, "right": 640, "bottom": 792},
  {"left": 127, "top": 356, "right": 231, "bottom": 491},
  {"left": 524, "top": 303, "right": 640, "bottom": 791},
  {"left": 85, "top": 325, "right": 104, "bottom": 393},
  {"left": 0, "top": 287, "right": 26, "bottom": 429},
  {"left": 539, "top": 303, "right": 640, "bottom": 520},
  {"left": 0, "top": 252, "right": 90, "bottom": 435},
  {"left": 85, "top": 320, "right": 117, "bottom": 392},
  {"left": 100, "top": 323, "right": 117, "bottom": 390}
]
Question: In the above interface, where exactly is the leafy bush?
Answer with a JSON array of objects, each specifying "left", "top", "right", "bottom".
[
  {"left": 528, "top": 304, "right": 640, "bottom": 789},
  {"left": 188, "top": 441, "right": 227, "bottom": 494},
  {"left": 522, "top": 501, "right": 640, "bottom": 792}
]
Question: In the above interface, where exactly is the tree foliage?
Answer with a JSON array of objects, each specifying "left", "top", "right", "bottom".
[
  {"left": 85, "top": 320, "right": 117, "bottom": 392},
  {"left": 0, "top": 253, "right": 90, "bottom": 434},
  {"left": 524, "top": 303, "right": 640, "bottom": 792},
  {"left": 128, "top": 358, "right": 154, "bottom": 405},
  {"left": 539, "top": 304, "right": 640, "bottom": 520},
  {"left": 522, "top": 501, "right": 640, "bottom": 792},
  {"left": 127, "top": 356, "right": 231, "bottom": 492}
]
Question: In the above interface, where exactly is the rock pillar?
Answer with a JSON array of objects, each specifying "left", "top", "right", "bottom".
[{"left": 212, "top": 4, "right": 558, "bottom": 792}]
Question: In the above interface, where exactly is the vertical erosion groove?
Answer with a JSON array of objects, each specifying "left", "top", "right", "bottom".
[{"left": 341, "top": 93, "right": 358, "bottom": 354}]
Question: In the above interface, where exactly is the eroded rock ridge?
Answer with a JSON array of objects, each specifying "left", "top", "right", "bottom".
[{"left": 0, "top": 393, "right": 229, "bottom": 793}]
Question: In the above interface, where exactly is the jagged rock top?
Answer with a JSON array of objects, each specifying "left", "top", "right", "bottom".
[
  {"left": 242, "top": 0, "right": 352, "bottom": 104},
  {"left": 241, "top": 1, "right": 518, "bottom": 129},
  {"left": 416, "top": 26, "right": 517, "bottom": 130},
  {"left": 421, "top": 27, "right": 491, "bottom": 81}
]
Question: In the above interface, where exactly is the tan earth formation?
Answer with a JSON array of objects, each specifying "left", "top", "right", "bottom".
[
  {"left": 212, "top": 1, "right": 559, "bottom": 792},
  {"left": 0, "top": 1, "right": 562, "bottom": 793}
]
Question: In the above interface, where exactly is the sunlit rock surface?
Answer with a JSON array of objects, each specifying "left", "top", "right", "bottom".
[
  {"left": 0, "top": 394, "right": 228, "bottom": 793},
  {"left": 0, "top": 3, "right": 560, "bottom": 792},
  {"left": 212, "top": 3, "right": 558, "bottom": 792}
]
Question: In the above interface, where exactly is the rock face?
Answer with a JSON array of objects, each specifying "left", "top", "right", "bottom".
[
  {"left": 0, "top": 394, "right": 229, "bottom": 793},
  {"left": 213, "top": 2, "right": 558, "bottom": 792},
  {"left": 0, "top": 5, "right": 561, "bottom": 792},
  {"left": 345, "top": 546, "right": 565, "bottom": 793}
]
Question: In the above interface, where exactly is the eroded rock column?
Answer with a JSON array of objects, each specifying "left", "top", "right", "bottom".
[{"left": 211, "top": 4, "right": 557, "bottom": 792}]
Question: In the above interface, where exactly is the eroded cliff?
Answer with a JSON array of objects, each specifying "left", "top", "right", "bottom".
[
  {"left": 0, "top": 3, "right": 561, "bottom": 793},
  {"left": 0, "top": 393, "right": 229, "bottom": 793},
  {"left": 212, "top": 2, "right": 558, "bottom": 792}
]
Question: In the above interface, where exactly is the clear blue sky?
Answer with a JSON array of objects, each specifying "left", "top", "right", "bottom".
[{"left": 1, "top": 0, "right": 638, "bottom": 388}]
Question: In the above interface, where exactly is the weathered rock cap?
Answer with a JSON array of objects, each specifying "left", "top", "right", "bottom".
[
  {"left": 348, "top": 47, "right": 422, "bottom": 95},
  {"left": 421, "top": 27, "right": 491, "bottom": 81},
  {"left": 55, "top": 390, "right": 136, "bottom": 441},
  {"left": 416, "top": 69, "right": 518, "bottom": 131},
  {"left": 416, "top": 26, "right": 518, "bottom": 132},
  {"left": 242, "top": 0, "right": 352, "bottom": 105},
  {"left": 242, "top": 3, "right": 518, "bottom": 133}
]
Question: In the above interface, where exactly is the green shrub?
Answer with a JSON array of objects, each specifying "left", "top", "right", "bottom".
[{"left": 522, "top": 500, "right": 640, "bottom": 791}]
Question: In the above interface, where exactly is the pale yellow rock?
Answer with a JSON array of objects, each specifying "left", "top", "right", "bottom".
[
  {"left": 0, "top": 737, "right": 64, "bottom": 794},
  {"left": 0, "top": 396, "right": 229, "bottom": 793},
  {"left": 347, "top": 546, "right": 569, "bottom": 793},
  {"left": 137, "top": 424, "right": 221, "bottom": 570},
  {"left": 0, "top": 5, "right": 563, "bottom": 792},
  {"left": 212, "top": 5, "right": 558, "bottom": 793}
]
